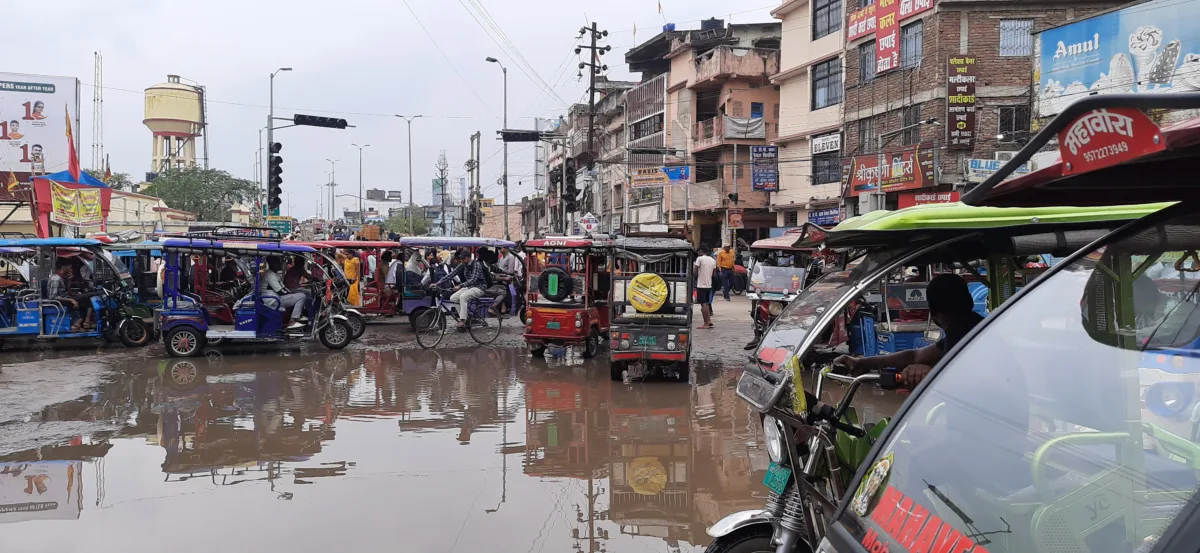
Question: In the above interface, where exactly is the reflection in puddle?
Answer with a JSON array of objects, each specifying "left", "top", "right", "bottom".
[{"left": 1, "top": 348, "right": 771, "bottom": 553}]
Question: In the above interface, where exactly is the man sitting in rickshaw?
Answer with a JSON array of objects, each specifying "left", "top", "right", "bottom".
[
  {"left": 48, "top": 261, "right": 90, "bottom": 332},
  {"left": 265, "top": 257, "right": 309, "bottom": 330},
  {"left": 835, "top": 273, "right": 983, "bottom": 387},
  {"left": 218, "top": 256, "right": 240, "bottom": 284}
]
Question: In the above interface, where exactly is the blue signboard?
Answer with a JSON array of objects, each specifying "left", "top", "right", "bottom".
[
  {"left": 807, "top": 208, "right": 842, "bottom": 226},
  {"left": 1035, "top": 0, "right": 1200, "bottom": 117},
  {"left": 750, "top": 146, "right": 779, "bottom": 192}
]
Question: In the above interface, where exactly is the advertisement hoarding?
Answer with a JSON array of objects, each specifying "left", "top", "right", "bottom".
[
  {"left": 750, "top": 146, "right": 779, "bottom": 192},
  {"left": 897, "top": 190, "right": 960, "bottom": 209},
  {"left": 630, "top": 166, "right": 690, "bottom": 188},
  {"left": 807, "top": 207, "right": 842, "bottom": 226},
  {"left": 966, "top": 158, "right": 1033, "bottom": 182},
  {"left": 875, "top": 0, "right": 901, "bottom": 73},
  {"left": 946, "top": 55, "right": 977, "bottom": 149},
  {"left": 1035, "top": 0, "right": 1200, "bottom": 118},
  {"left": 0, "top": 73, "right": 81, "bottom": 175},
  {"left": 727, "top": 208, "right": 744, "bottom": 229},
  {"left": 846, "top": 148, "right": 936, "bottom": 196}
]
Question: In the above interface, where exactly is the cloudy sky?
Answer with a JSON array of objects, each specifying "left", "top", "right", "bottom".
[{"left": 7, "top": 0, "right": 774, "bottom": 219}]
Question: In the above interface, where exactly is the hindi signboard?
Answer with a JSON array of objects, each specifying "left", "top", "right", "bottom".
[
  {"left": 846, "top": 148, "right": 936, "bottom": 196},
  {"left": 808, "top": 207, "right": 842, "bottom": 226},
  {"left": 898, "top": 190, "right": 960, "bottom": 208},
  {"left": 49, "top": 181, "right": 102, "bottom": 227},
  {"left": 630, "top": 166, "right": 690, "bottom": 188},
  {"left": 727, "top": 208, "right": 744, "bottom": 229},
  {"left": 947, "top": 55, "right": 977, "bottom": 149},
  {"left": 750, "top": 146, "right": 779, "bottom": 192},
  {"left": 1057, "top": 107, "right": 1164, "bottom": 176},
  {"left": 875, "top": 0, "right": 901, "bottom": 73},
  {"left": 266, "top": 215, "right": 294, "bottom": 234}
]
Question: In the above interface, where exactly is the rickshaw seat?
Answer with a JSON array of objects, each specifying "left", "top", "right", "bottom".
[
  {"left": 1000, "top": 444, "right": 1197, "bottom": 504},
  {"left": 877, "top": 320, "right": 932, "bottom": 333},
  {"left": 403, "top": 288, "right": 426, "bottom": 298}
]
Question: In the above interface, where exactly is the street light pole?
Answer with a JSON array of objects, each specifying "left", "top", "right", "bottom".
[
  {"left": 352, "top": 143, "right": 370, "bottom": 224},
  {"left": 487, "top": 57, "right": 510, "bottom": 241},
  {"left": 267, "top": 67, "right": 292, "bottom": 219},
  {"left": 873, "top": 118, "right": 940, "bottom": 213},
  {"left": 326, "top": 158, "right": 339, "bottom": 221},
  {"left": 395, "top": 115, "right": 423, "bottom": 235}
]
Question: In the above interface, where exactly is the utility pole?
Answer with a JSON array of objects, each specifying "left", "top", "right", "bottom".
[
  {"left": 326, "top": 158, "right": 339, "bottom": 221},
  {"left": 467, "top": 133, "right": 482, "bottom": 236},
  {"left": 436, "top": 151, "right": 449, "bottom": 236},
  {"left": 352, "top": 143, "right": 370, "bottom": 225},
  {"left": 395, "top": 115, "right": 423, "bottom": 234},
  {"left": 267, "top": 67, "right": 292, "bottom": 218},
  {"left": 578, "top": 23, "right": 610, "bottom": 171},
  {"left": 485, "top": 57, "right": 510, "bottom": 240}
]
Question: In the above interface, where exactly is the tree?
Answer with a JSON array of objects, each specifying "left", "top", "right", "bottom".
[
  {"left": 83, "top": 168, "right": 134, "bottom": 191},
  {"left": 142, "top": 166, "right": 258, "bottom": 222},
  {"left": 385, "top": 212, "right": 430, "bottom": 236}
]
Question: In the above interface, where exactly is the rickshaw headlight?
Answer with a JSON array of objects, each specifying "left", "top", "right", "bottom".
[
  {"left": 620, "top": 339, "right": 630, "bottom": 350},
  {"left": 763, "top": 415, "right": 786, "bottom": 463},
  {"left": 768, "top": 301, "right": 785, "bottom": 317},
  {"left": 575, "top": 320, "right": 582, "bottom": 328}
]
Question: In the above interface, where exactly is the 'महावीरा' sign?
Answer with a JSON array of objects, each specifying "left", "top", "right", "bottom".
[{"left": 1057, "top": 107, "right": 1164, "bottom": 175}]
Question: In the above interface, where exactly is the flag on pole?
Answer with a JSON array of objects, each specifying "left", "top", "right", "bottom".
[
  {"left": 633, "top": 22, "right": 636, "bottom": 43},
  {"left": 64, "top": 104, "right": 80, "bottom": 183},
  {"left": 658, "top": 0, "right": 662, "bottom": 14},
  {"left": 6, "top": 171, "right": 18, "bottom": 192},
  {"left": 104, "top": 155, "right": 111, "bottom": 183}
]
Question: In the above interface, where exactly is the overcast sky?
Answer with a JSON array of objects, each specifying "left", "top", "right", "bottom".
[{"left": 8, "top": 0, "right": 774, "bottom": 219}]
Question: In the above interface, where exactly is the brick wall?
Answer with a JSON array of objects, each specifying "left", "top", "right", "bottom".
[{"left": 840, "top": 0, "right": 1122, "bottom": 185}]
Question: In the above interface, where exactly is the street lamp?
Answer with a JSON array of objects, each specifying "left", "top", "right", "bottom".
[
  {"left": 326, "top": 158, "right": 339, "bottom": 221},
  {"left": 266, "top": 67, "right": 292, "bottom": 218},
  {"left": 352, "top": 143, "right": 370, "bottom": 224},
  {"left": 395, "top": 115, "right": 424, "bottom": 234},
  {"left": 487, "top": 56, "right": 510, "bottom": 241}
]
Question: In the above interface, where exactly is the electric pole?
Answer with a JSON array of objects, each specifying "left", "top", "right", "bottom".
[
  {"left": 436, "top": 151, "right": 449, "bottom": 236},
  {"left": 577, "top": 24, "right": 610, "bottom": 222}
]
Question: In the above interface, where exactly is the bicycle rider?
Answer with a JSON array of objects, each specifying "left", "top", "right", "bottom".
[{"left": 433, "top": 249, "right": 488, "bottom": 330}]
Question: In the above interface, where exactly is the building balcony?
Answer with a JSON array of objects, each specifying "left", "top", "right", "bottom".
[
  {"left": 693, "top": 116, "right": 777, "bottom": 152},
  {"left": 691, "top": 46, "right": 779, "bottom": 90}
]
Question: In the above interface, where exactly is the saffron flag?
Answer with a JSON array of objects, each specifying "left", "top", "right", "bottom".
[
  {"left": 64, "top": 104, "right": 80, "bottom": 183},
  {"left": 658, "top": 0, "right": 662, "bottom": 14},
  {"left": 6, "top": 171, "right": 17, "bottom": 191}
]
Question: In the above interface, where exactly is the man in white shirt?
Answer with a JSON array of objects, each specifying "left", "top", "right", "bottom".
[
  {"left": 385, "top": 250, "right": 402, "bottom": 290},
  {"left": 265, "top": 257, "right": 308, "bottom": 329},
  {"left": 497, "top": 247, "right": 522, "bottom": 277},
  {"left": 693, "top": 243, "right": 717, "bottom": 329}
]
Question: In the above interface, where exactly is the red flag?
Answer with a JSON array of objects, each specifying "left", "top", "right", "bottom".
[{"left": 64, "top": 104, "right": 80, "bottom": 183}]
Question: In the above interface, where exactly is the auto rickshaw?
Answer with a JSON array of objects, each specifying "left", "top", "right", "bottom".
[
  {"left": 291, "top": 240, "right": 391, "bottom": 338},
  {"left": 522, "top": 236, "right": 613, "bottom": 358},
  {"left": 608, "top": 231, "right": 695, "bottom": 382},
  {"left": 709, "top": 198, "right": 1168, "bottom": 553},
  {"left": 156, "top": 234, "right": 354, "bottom": 357},
  {"left": 397, "top": 236, "right": 517, "bottom": 332},
  {"left": 744, "top": 225, "right": 835, "bottom": 350}
]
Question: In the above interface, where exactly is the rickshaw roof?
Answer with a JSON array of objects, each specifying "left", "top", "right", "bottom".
[
  {"left": 822, "top": 201, "right": 1168, "bottom": 249},
  {"left": 0, "top": 238, "right": 102, "bottom": 247},
  {"left": 161, "top": 238, "right": 316, "bottom": 253},
  {"left": 750, "top": 227, "right": 824, "bottom": 251},
  {"left": 399, "top": 236, "right": 516, "bottom": 249},
  {"left": 300, "top": 240, "right": 400, "bottom": 249},
  {"left": 525, "top": 237, "right": 613, "bottom": 249},
  {"left": 102, "top": 240, "right": 163, "bottom": 251},
  {"left": 613, "top": 236, "right": 693, "bottom": 251},
  {"left": 963, "top": 93, "right": 1200, "bottom": 208}
]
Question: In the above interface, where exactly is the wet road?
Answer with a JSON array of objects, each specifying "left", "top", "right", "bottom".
[{"left": 0, "top": 298, "right": 781, "bottom": 553}]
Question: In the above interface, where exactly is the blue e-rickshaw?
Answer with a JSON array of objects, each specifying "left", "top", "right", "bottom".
[{"left": 156, "top": 236, "right": 355, "bottom": 357}]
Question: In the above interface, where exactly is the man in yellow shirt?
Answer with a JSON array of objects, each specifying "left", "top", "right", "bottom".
[{"left": 716, "top": 244, "right": 737, "bottom": 301}]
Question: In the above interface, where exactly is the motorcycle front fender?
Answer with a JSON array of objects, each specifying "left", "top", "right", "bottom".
[
  {"left": 330, "top": 314, "right": 349, "bottom": 323},
  {"left": 342, "top": 308, "right": 364, "bottom": 318},
  {"left": 706, "top": 509, "right": 775, "bottom": 539}
]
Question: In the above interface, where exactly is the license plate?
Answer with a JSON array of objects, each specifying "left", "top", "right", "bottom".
[
  {"left": 736, "top": 371, "right": 777, "bottom": 411},
  {"left": 546, "top": 321, "right": 561, "bottom": 329},
  {"left": 763, "top": 462, "right": 792, "bottom": 494},
  {"left": 636, "top": 335, "right": 657, "bottom": 346}
]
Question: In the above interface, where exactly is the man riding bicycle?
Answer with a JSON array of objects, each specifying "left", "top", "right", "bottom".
[{"left": 433, "top": 249, "right": 488, "bottom": 330}]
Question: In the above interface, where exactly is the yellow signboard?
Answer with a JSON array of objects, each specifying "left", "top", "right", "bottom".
[
  {"left": 631, "top": 167, "right": 671, "bottom": 188},
  {"left": 49, "top": 181, "right": 102, "bottom": 227}
]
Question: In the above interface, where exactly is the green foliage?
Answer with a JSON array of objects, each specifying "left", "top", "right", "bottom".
[
  {"left": 142, "top": 166, "right": 258, "bottom": 222},
  {"left": 385, "top": 212, "right": 430, "bottom": 236},
  {"left": 83, "top": 168, "right": 133, "bottom": 191}
]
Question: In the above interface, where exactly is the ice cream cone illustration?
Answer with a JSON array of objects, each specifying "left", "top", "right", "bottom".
[
  {"left": 1149, "top": 40, "right": 1182, "bottom": 85},
  {"left": 1130, "top": 26, "right": 1164, "bottom": 91}
]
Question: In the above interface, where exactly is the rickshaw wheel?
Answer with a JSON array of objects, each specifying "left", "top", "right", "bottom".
[
  {"left": 347, "top": 312, "right": 367, "bottom": 340},
  {"left": 732, "top": 275, "right": 746, "bottom": 295},
  {"left": 319, "top": 319, "right": 353, "bottom": 350},
  {"left": 703, "top": 525, "right": 777, "bottom": 553},
  {"left": 165, "top": 326, "right": 204, "bottom": 358},
  {"left": 580, "top": 328, "right": 601, "bottom": 359},
  {"left": 120, "top": 321, "right": 152, "bottom": 348}
]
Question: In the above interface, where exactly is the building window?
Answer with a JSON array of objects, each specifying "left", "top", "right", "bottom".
[
  {"left": 812, "top": 58, "right": 843, "bottom": 110},
  {"left": 858, "top": 117, "right": 877, "bottom": 152},
  {"left": 784, "top": 211, "right": 799, "bottom": 227},
  {"left": 813, "top": 153, "right": 841, "bottom": 184},
  {"left": 999, "top": 105, "right": 1032, "bottom": 141},
  {"left": 631, "top": 114, "right": 664, "bottom": 140},
  {"left": 859, "top": 41, "right": 876, "bottom": 83},
  {"left": 813, "top": 0, "right": 843, "bottom": 40},
  {"left": 999, "top": 19, "right": 1034, "bottom": 57},
  {"left": 751, "top": 102, "right": 764, "bottom": 119},
  {"left": 900, "top": 20, "right": 923, "bottom": 69},
  {"left": 901, "top": 105, "right": 921, "bottom": 145}
]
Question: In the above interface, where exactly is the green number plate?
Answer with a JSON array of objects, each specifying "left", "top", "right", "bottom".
[
  {"left": 763, "top": 462, "right": 791, "bottom": 495},
  {"left": 546, "top": 321, "right": 561, "bottom": 329},
  {"left": 636, "top": 335, "right": 657, "bottom": 346}
]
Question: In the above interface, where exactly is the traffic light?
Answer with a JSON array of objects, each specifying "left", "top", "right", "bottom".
[
  {"left": 293, "top": 114, "right": 349, "bottom": 129},
  {"left": 561, "top": 159, "right": 578, "bottom": 213},
  {"left": 549, "top": 165, "right": 563, "bottom": 187},
  {"left": 267, "top": 142, "right": 283, "bottom": 214}
]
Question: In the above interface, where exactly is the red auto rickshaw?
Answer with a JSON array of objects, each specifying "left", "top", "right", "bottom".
[{"left": 523, "top": 237, "right": 614, "bottom": 358}]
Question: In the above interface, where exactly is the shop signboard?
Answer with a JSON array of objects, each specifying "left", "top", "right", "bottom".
[
  {"left": 847, "top": 0, "right": 935, "bottom": 73},
  {"left": 0, "top": 73, "right": 81, "bottom": 175},
  {"left": 1035, "top": 0, "right": 1200, "bottom": 118},
  {"left": 946, "top": 55, "right": 977, "bottom": 149},
  {"left": 966, "top": 158, "right": 1033, "bottom": 182},
  {"left": 897, "top": 190, "right": 960, "bottom": 209},
  {"left": 631, "top": 166, "right": 690, "bottom": 188},
  {"left": 808, "top": 207, "right": 842, "bottom": 226},
  {"left": 728, "top": 208, "right": 744, "bottom": 229},
  {"left": 846, "top": 148, "right": 936, "bottom": 196},
  {"left": 49, "top": 181, "right": 101, "bottom": 227},
  {"left": 811, "top": 133, "right": 841, "bottom": 155},
  {"left": 750, "top": 146, "right": 779, "bottom": 192}
]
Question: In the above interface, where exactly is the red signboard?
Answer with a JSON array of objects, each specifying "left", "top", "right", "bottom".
[
  {"left": 875, "top": 0, "right": 901, "bottom": 73},
  {"left": 848, "top": 0, "right": 935, "bottom": 44},
  {"left": 847, "top": 148, "right": 937, "bottom": 196},
  {"left": 897, "top": 190, "right": 960, "bottom": 208},
  {"left": 847, "top": 4, "right": 878, "bottom": 41},
  {"left": 1058, "top": 107, "right": 1164, "bottom": 176},
  {"left": 899, "top": 0, "right": 936, "bottom": 19}
]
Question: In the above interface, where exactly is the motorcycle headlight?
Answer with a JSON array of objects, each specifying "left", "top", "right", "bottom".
[
  {"left": 763, "top": 415, "right": 786, "bottom": 463},
  {"left": 768, "top": 301, "right": 785, "bottom": 317}
]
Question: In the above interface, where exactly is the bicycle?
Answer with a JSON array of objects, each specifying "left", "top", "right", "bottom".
[{"left": 413, "top": 287, "right": 503, "bottom": 348}]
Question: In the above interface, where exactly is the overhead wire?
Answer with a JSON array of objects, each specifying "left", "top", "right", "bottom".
[
  {"left": 401, "top": 0, "right": 496, "bottom": 115},
  {"left": 456, "top": 0, "right": 571, "bottom": 108}
]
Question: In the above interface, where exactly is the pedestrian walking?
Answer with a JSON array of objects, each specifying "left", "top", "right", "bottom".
[
  {"left": 717, "top": 244, "right": 736, "bottom": 301},
  {"left": 694, "top": 243, "right": 717, "bottom": 329}
]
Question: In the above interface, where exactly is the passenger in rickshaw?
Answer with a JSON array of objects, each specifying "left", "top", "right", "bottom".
[
  {"left": 497, "top": 246, "right": 522, "bottom": 277},
  {"left": 218, "top": 255, "right": 239, "bottom": 283},
  {"left": 835, "top": 273, "right": 983, "bottom": 387},
  {"left": 283, "top": 255, "right": 312, "bottom": 293},
  {"left": 340, "top": 249, "right": 362, "bottom": 306},
  {"left": 478, "top": 248, "right": 510, "bottom": 316},
  {"left": 264, "top": 256, "right": 308, "bottom": 329},
  {"left": 48, "top": 261, "right": 89, "bottom": 332},
  {"left": 66, "top": 254, "right": 100, "bottom": 330}
]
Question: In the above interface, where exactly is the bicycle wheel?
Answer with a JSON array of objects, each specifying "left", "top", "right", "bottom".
[
  {"left": 468, "top": 305, "right": 502, "bottom": 345},
  {"left": 414, "top": 309, "right": 446, "bottom": 349}
]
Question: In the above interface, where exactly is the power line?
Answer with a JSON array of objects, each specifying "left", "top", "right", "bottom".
[
  {"left": 458, "top": 0, "right": 570, "bottom": 108},
  {"left": 401, "top": 0, "right": 496, "bottom": 116}
]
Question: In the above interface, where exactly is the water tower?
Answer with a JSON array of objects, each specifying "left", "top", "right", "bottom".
[{"left": 143, "top": 75, "right": 207, "bottom": 174}]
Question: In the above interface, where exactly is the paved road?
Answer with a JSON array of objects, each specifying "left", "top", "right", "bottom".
[{"left": 0, "top": 294, "right": 782, "bottom": 553}]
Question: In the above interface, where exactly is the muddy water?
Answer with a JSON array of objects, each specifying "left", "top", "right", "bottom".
[{"left": 0, "top": 346, "right": 780, "bottom": 553}]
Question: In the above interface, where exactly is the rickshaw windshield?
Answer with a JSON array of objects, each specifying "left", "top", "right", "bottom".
[
  {"left": 754, "top": 248, "right": 902, "bottom": 367},
  {"left": 99, "top": 250, "right": 132, "bottom": 279},
  {"left": 840, "top": 209, "right": 1200, "bottom": 553},
  {"left": 749, "top": 265, "right": 809, "bottom": 294}
]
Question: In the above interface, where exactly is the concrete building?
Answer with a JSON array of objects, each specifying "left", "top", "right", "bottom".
[
  {"left": 626, "top": 19, "right": 782, "bottom": 247},
  {"left": 479, "top": 204, "right": 520, "bottom": 240},
  {"left": 771, "top": 0, "right": 847, "bottom": 229},
  {"left": 839, "top": 0, "right": 1121, "bottom": 214},
  {"left": 143, "top": 75, "right": 205, "bottom": 175}
]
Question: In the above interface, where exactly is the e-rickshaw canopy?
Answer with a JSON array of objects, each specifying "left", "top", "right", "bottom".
[
  {"left": 399, "top": 237, "right": 516, "bottom": 249},
  {"left": 161, "top": 238, "right": 316, "bottom": 254}
]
